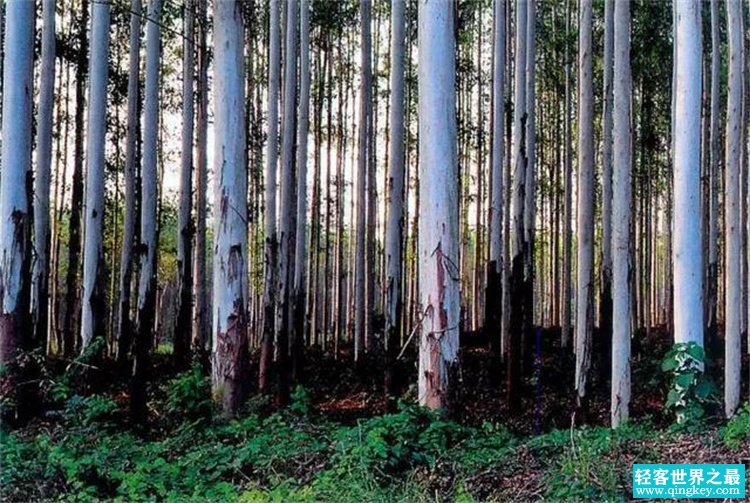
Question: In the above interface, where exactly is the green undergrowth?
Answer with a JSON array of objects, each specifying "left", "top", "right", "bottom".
[{"left": 1, "top": 368, "right": 747, "bottom": 502}]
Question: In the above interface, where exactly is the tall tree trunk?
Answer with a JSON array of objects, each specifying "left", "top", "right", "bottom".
[
  {"left": 523, "top": 0, "right": 536, "bottom": 363},
  {"left": 292, "top": 0, "right": 310, "bottom": 382},
  {"left": 276, "top": 0, "right": 298, "bottom": 405},
  {"left": 611, "top": 0, "right": 632, "bottom": 428},
  {"left": 417, "top": 0, "right": 459, "bottom": 411},
  {"left": 354, "top": 0, "right": 372, "bottom": 362},
  {"left": 673, "top": 0, "right": 703, "bottom": 350},
  {"left": 384, "top": 0, "right": 406, "bottom": 404},
  {"left": 507, "top": 0, "right": 527, "bottom": 411},
  {"left": 600, "top": 0, "right": 614, "bottom": 374},
  {"left": 724, "top": 0, "right": 743, "bottom": 418},
  {"left": 259, "top": 0, "right": 280, "bottom": 394},
  {"left": 80, "top": 0, "right": 111, "bottom": 350},
  {"left": 192, "top": 0, "right": 209, "bottom": 364},
  {"left": 117, "top": 0, "right": 142, "bottom": 364},
  {"left": 575, "top": 0, "right": 594, "bottom": 416},
  {"left": 0, "top": 0, "right": 34, "bottom": 418},
  {"left": 31, "top": 0, "right": 56, "bottom": 349},
  {"left": 63, "top": 0, "right": 89, "bottom": 357},
  {"left": 211, "top": 0, "right": 249, "bottom": 416},
  {"left": 132, "top": 0, "right": 162, "bottom": 425},
  {"left": 174, "top": 0, "right": 195, "bottom": 369},
  {"left": 561, "top": 0, "right": 572, "bottom": 348},
  {"left": 486, "top": 0, "right": 505, "bottom": 374}
]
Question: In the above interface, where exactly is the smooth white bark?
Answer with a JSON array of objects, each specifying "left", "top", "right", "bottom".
[
  {"left": 672, "top": 0, "right": 703, "bottom": 349},
  {"left": 724, "top": 0, "right": 743, "bottom": 418},
  {"left": 0, "top": 0, "right": 34, "bottom": 363},
  {"left": 417, "top": 0, "right": 459, "bottom": 410},
  {"left": 211, "top": 0, "right": 248, "bottom": 412},
  {"left": 31, "top": 0, "right": 56, "bottom": 343},
  {"left": 277, "top": 0, "right": 297, "bottom": 340},
  {"left": 611, "top": 0, "right": 632, "bottom": 428},
  {"left": 523, "top": 0, "right": 536, "bottom": 279},
  {"left": 489, "top": 0, "right": 505, "bottom": 272},
  {"left": 293, "top": 0, "right": 310, "bottom": 307},
  {"left": 80, "top": 0, "right": 111, "bottom": 348},
  {"left": 575, "top": 0, "right": 594, "bottom": 403},
  {"left": 137, "top": 0, "right": 161, "bottom": 330}
]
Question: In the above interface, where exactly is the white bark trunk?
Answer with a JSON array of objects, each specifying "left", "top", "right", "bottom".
[
  {"left": 117, "top": 0, "right": 141, "bottom": 358},
  {"left": 31, "top": 0, "right": 56, "bottom": 344},
  {"left": 385, "top": 0, "right": 406, "bottom": 344},
  {"left": 0, "top": 0, "right": 34, "bottom": 365},
  {"left": 277, "top": 0, "right": 297, "bottom": 351},
  {"left": 212, "top": 0, "right": 248, "bottom": 414},
  {"left": 293, "top": 0, "right": 310, "bottom": 316},
  {"left": 673, "top": 0, "right": 703, "bottom": 349},
  {"left": 706, "top": 0, "right": 720, "bottom": 337},
  {"left": 80, "top": 0, "right": 111, "bottom": 349},
  {"left": 418, "top": 0, "right": 459, "bottom": 410},
  {"left": 611, "top": 0, "right": 632, "bottom": 428},
  {"left": 489, "top": 0, "right": 505, "bottom": 273},
  {"left": 575, "top": 0, "right": 594, "bottom": 405},
  {"left": 138, "top": 0, "right": 162, "bottom": 327},
  {"left": 724, "top": 0, "right": 743, "bottom": 418}
]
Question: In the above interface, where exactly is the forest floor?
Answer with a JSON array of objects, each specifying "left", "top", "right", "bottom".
[{"left": 2, "top": 328, "right": 749, "bottom": 502}]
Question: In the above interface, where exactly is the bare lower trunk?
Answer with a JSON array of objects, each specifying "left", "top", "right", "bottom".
[
  {"left": 211, "top": 0, "right": 249, "bottom": 416},
  {"left": 417, "top": 0, "right": 460, "bottom": 411}
]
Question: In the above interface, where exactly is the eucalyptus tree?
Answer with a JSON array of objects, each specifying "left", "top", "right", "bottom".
[
  {"left": 355, "top": 0, "right": 373, "bottom": 362},
  {"left": 192, "top": 0, "right": 209, "bottom": 359},
  {"left": 600, "top": 0, "right": 614, "bottom": 360},
  {"left": 117, "top": 0, "right": 142, "bottom": 363},
  {"left": 212, "top": 0, "right": 250, "bottom": 416},
  {"left": 384, "top": 0, "right": 406, "bottom": 400},
  {"left": 486, "top": 0, "right": 505, "bottom": 369},
  {"left": 417, "top": 0, "right": 459, "bottom": 411},
  {"left": 561, "top": 0, "right": 572, "bottom": 348},
  {"left": 80, "top": 0, "right": 112, "bottom": 349},
  {"left": 174, "top": 0, "right": 195, "bottom": 368},
  {"left": 724, "top": 0, "right": 743, "bottom": 418},
  {"left": 524, "top": 0, "right": 536, "bottom": 294},
  {"left": 507, "top": 0, "right": 527, "bottom": 409},
  {"left": 575, "top": 0, "right": 594, "bottom": 415},
  {"left": 132, "top": 0, "right": 162, "bottom": 424},
  {"left": 706, "top": 0, "right": 720, "bottom": 346},
  {"left": 31, "top": 0, "right": 56, "bottom": 347},
  {"left": 611, "top": 0, "right": 632, "bottom": 428},
  {"left": 259, "top": 0, "right": 280, "bottom": 394},
  {"left": 672, "top": 0, "right": 703, "bottom": 351},
  {"left": 277, "top": 0, "right": 298, "bottom": 404},
  {"left": 293, "top": 0, "right": 311, "bottom": 382},
  {"left": 0, "top": 0, "right": 34, "bottom": 403}
]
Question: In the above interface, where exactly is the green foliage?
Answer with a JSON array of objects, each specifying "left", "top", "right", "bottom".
[
  {"left": 63, "top": 394, "right": 118, "bottom": 428},
  {"left": 290, "top": 385, "right": 312, "bottom": 418},
  {"left": 720, "top": 403, "right": 750, "bottom": 450},
  {"left": 164, "top": 366, "right": 213, "bottom": 421},
  {"left": 661, "top": 342, "right": 717, "bottom": 429},
  {"left": 541, "top": 423, "right": 660, "bottom": 501}
]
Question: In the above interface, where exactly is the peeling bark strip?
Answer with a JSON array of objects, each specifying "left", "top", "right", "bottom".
[
  {"left": 0, "top": 0, "right": 34, "bottom": 417},
  {"left": 417, "top": 0, "right": 460, "bottom": 412},
  {"left": 211, "top": 0, "right": 249, "bottom": 416}
]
